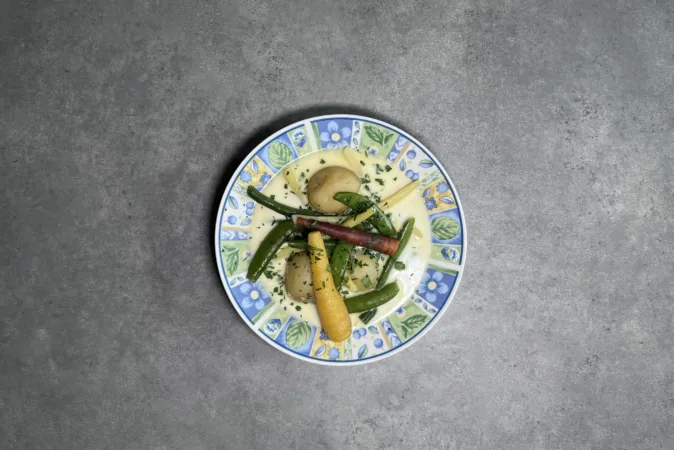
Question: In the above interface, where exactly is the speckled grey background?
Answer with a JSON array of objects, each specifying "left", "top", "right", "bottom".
[{"left": 1, "top": 0, "right": 673, "bottom": 448}]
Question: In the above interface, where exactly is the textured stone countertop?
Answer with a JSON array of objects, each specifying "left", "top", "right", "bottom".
[{"left": 1, "top": 1, "right": 672, "bottom": 448}]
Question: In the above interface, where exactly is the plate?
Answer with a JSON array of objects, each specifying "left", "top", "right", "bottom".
[{"left": 215, "top": 115, "right": 466, "bottom": 365}]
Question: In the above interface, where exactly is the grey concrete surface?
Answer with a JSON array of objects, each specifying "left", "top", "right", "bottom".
[{"left": 1, "top": 0, "right": 673, "bottom": 448}]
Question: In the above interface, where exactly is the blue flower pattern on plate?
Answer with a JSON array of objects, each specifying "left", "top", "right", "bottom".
[
  {"left": 416, "top": 268, "right": 457, "bottom": 307},
  {"left": 320, "top": 121, "right": 351, "bottom": 148},
  {"left": 260, "top": 172, "right": 271, "bottom": 185},
  {"left": 240, "top": 171, "right": 252, "bottom": 183},
  {"left": 425, "top": 197, "right": 437, "bottom": 210},
  {"left": 240, "top": 282, "right": 270, "bottom": 310}
]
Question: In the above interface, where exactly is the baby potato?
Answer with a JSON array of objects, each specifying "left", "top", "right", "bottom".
[
  {"left": 307, "top": 167, "right": 361, "bottom": 213},
  {"left": 285, "top": 251, "right": 315, "bottom": 302},
  {"left": 346, "top": 250, "right": 382, "bottom": 292}
]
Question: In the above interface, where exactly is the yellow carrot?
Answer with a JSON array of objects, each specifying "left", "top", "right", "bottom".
[
  {"left": 307, "top": 231, "right": 352, "bottom": 342},
  {"left": 341, "top": 180, "right": 420, "bottom": 228}
]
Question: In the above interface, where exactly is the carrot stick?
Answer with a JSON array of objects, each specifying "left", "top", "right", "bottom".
[{"left": 295, "top": 217, "right": 399, "bottom": 256}]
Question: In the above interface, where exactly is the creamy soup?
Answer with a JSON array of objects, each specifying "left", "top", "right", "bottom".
[{"left": 248, "top": 148, "right": 431, "bottom": 327}]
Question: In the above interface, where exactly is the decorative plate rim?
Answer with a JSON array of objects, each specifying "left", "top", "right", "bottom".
[{"left": 214, "top": 114, "right": 467, "bottom": 366}]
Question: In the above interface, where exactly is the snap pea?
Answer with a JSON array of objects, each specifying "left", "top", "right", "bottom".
[
  {"left": 333, "top": 192, "right": 396, "bottom": 236},
  {"left": 247, "top": 185, "right": 336, "bottom": 217},
  {"left": 246, "top": 220, "right": 298, "bottom": 282},
  {"left": 288, "top": 239, "right": 336, "bottom": 251},
  {"left": 344, "top": 282, "right": 400, "bottom": 313},
  {"left": 377, "top": 218, "right": 415, "bottom": 289},
  {"left": 329, "top": 240, "right": 354, "bottom": 288},
  {"left": 358, "top": 308, "right": 378, "bottom": 325},
  {"left": 327, "top": 223, "right": 367, "bottom": 288}
]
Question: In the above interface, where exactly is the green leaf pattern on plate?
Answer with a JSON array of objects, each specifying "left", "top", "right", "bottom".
[
  {"left": 268, "top": 142, "right": 293, "bottom": 169},
  {"left": 221, "top": 245, "right": 239, "bottom": 276},
  {"left": 285, "top": 321, "right": 311, "bottom": 349},
  {"left": 364, "top": 125, "right": 395, "bottom": 146},
  {"left": 430, "top": 216, "right": 460, "bottom": 240},
  {"left": 399, "top": 314, "right": 429, "bottom": 339}
]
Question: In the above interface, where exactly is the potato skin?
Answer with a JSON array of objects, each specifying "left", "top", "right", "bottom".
[
  {"left": 285, "top": 251, "right": 315, "bottom": 302},
  {"left": 307, "top": 167, "right": 361, "bottom": 213}
]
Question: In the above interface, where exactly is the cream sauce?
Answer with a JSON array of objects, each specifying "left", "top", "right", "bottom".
[{"left": 248, "top": 148, "right": 431, "bottom": 327}]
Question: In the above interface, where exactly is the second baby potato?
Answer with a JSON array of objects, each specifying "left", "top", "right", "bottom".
[{"left": 285, "top": 251, "right": 315, "bottom": 302}]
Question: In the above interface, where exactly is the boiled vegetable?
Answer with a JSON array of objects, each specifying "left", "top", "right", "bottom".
[
  {"left": 329, "top": 240, "right": 354, "bottom": 288},
  {"left": 333, "top": 192, "right": 396, "bottom": 236},
  {"left": 307, "top": 231, "right": 351, "bottom": 342},
  {"left": 282, "top": 163, "right": 305, "bottom": 199},
  {"left": 247, "top": 220, "right": 298, "bottom": 282},
  {"left": 247, "top": 185, "right": 334, "bottom": 217},
  {"left": 344, "top": 282, "right": 400, "bottom": 313},
  {"left": 307, "top": 167, "right": 361, "bottom": 213},
  {"left": 377, "top": 218, "right": 415, "bottom": 288},
  {"left": 358, "top": 308, "right": 378, "bottom": 325},
  {"left": 295, "top": 217, "right": 399, "bottom": 256},
  {"left": 285, "top": 251, "right": 314, "bottom": 302},
  {"left": 341, "top": 180, "right": 420, "bottom": 228}
]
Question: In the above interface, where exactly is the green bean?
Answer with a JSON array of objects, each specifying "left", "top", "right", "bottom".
[
  {"left": 344, "top": 282, "right": 400, "bottom": 313},
  {"left": 358, "top": 308, "right": 378, "bottom": 324},
  {"left": 333, "top": 192, "right": 396, "bottom": 236},
  {"left": 377, "top": 218, "right": 415, "bottom": 289},
  {"left": 329, "top": 240, "right": 355, "bottom": 288},
  {"left": 247, "top": 185, "right": 336, "bottom": 217},
  {"left": 246, "top": 221, "right": 298, "bottom": 282}
]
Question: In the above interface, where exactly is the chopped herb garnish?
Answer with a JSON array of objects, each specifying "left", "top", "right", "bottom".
[
  {"left": 375, "top": 178, "right": 384, "bottom": 186},
  {"left": 394, "top": 261, "right": 406, "bottom": 270},
  {"left": 295, "top": 305, "right": 302, "bottom": 311},
  {"left": 362, "top": 275, "right": 372, "bottom": 289},
  {"left": 320, "top": 159, "right": 325, "bottom": 164},
  {"left": 359, "top": 160, "right": 365, "bottom": 166},
  {"left": 385, "top": 165, "right": 392, "bottom": 172}
]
